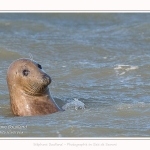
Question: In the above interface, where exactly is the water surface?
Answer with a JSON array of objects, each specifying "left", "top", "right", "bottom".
[{"left": 0, "top": 13, "right": 150, "bottom": 137}]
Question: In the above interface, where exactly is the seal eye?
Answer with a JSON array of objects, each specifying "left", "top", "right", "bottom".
[
  {"left": 37, "top": 64, "right": 42, "bottom": 69},
  {"left": 22, "top": 69, "right": 30, "bottom": 76}
]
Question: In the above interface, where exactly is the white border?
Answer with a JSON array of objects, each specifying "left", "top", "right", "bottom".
[
  {"left": 0, "top": 0, "right": 150, "bottom": 11},
  {"left": 0, "top": 0, "right": 150, "bottom": 149},
  {"left": 0, "top": 137, "right": 150, "bottom": 149}
]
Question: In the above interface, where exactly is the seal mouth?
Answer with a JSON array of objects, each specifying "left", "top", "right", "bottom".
[{"left": 23, "top": 74, "right": 51, "bottom": 96}]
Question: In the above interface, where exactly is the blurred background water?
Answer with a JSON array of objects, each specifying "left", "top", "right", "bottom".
[{"left": 0, "top": 13, "right": 150, "bottom": 137}]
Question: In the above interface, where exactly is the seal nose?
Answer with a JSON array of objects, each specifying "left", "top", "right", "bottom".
[{"left": 42, "top": 74, "right": 51, "bottom": 85}]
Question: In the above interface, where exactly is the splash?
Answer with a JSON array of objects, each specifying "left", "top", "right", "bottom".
[
  {"left": 62, "top": 98, "right": 85, "bottom": 110},
  {"left": 29, "top": 53, "right": 33, "bottom": 61}
]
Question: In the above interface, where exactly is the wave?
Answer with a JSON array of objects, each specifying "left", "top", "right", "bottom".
[
  {"left": 116, "top": 102, "right": 150, "bottom": 110},
  {"left": 0, "top": 47, "right": 22, "bottom": 61}
]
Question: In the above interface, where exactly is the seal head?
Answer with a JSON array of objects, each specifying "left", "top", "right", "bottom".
[{"left": 7, "top": 58, "right": 61, "bottom": 116}]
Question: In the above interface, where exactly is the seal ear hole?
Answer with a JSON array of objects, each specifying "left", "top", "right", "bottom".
[
  {"left": 22, "top": 69, "right": 30, "bottom": 76},
  {"left": 37, "top": 64, "right": 42, "bottom": 69}
]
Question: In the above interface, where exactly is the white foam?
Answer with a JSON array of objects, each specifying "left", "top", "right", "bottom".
[
  {"left": 125, "top": 66, "right": 139, "bottom": 71},
  {"left": 119, "top": 72, "right": 125, "bottom": 76},
  {"left": 62, "top": 66, "right": 66, "bottom": 68},
  {"left": 114, "top": 65, "right": 130, "bottom": 70},
  {"left": 114, "top": 65, "right": 139, "bottom": 71},
  {"left": 62, "top": 98, "right": 85, "bottom": 110},
  {"left": 103, "top": 57, "right": 107, "bottom": 59},
  {"left": 114, "top": 64, "right": 139, "bottom": 76}
]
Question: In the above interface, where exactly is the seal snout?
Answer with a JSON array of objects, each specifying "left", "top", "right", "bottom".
[{"left": 42, "top": 74, "right": 51, "bottom": 85}]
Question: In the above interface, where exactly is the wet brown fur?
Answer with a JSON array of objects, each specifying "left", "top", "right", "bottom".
[{"left": 7, "top": 58, "right": 61, "bottom": 116}]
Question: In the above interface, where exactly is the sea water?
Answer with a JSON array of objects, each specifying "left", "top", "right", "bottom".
[{"left": 0, "top": 13, "right": 150, "bottom": 137}]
